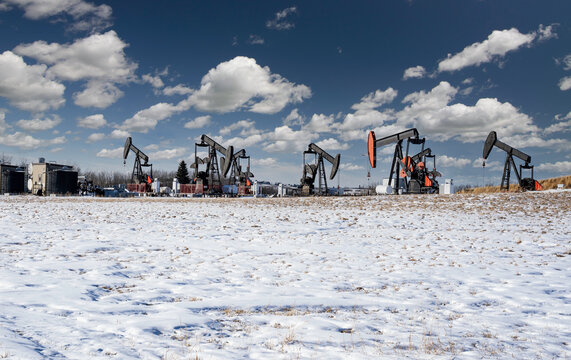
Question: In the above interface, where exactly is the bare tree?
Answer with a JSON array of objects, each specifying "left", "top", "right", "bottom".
[
  {"left": 79, "top": 169, "right": 175, "bottom": 187},
  {"left": 1, "top": 153, "right": 13, "bottom": 165}
]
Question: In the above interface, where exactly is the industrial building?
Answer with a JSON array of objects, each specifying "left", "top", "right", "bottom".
[
  {"left": 0, "top": 164, "right": 26, "bottom": 194},
  {"left": 31, "top": 158, "right": 78, "bottom": 196}
]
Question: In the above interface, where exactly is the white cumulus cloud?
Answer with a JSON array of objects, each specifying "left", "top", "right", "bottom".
[
  {"left": 396, "top": 81, "right": 538, "bottom": 143},
  {"left": 335, "top": 88, "right": 398, "bottom": 140},
  {"left": 1, "top": 0, "right": 112, "bottom": 33},
  {"left": 257, "top": 158, "right": 277, "bottom": 166},
  {"left": 74, "top": 81, "right": 124, "bottom": 108},
  {"left": 121, "top": 101, "right": 189, "bottom": 133},
  {"left": 151, "top": 147, "right": 187, "bottom": 160},
  {"left": 14, "top": 31, "right": 137, "bottom": 108},
  {"left": 437, "top": 155, "right": 471, "bottom": 168},
  {"left": 1, "top": 133, "right": 66, "bottom": 149},
  {"left": 0, "top": 51, "right": 65, "bottom": 112},
  {"left": 184, "top": 115, "right": 211, "bottom": 129},
  {"left": 351, "top": 88, "right": 398, "bottom": 111},
  {"left": 163, "top": 84, "right": 193, "bottom": 96},
  {"left": 283, "top": 108, "right": 304, "bottom": 126},
  {"left": 438, "top": 27, "right": 537, "bottom": 72},
  {"left": 315, "top": 138, "right": 349, "bottom": 151},
  {"left": 96, "top": 147, "right": 123, "bottom": 158},
  {"left": 403, "top": 65, "right": 427, "bottom": 80},
  {"left": 558, "top": 54, "right": 571, "bottom": 71},
  {"left": 123, "top": 57, "right": 310, "bottom": 133},
  {"left": 340, "top": 163, "right": 365, "bottom": 171},
  {"left": 303, "top": 114, "right": 335, "bottom": 133},
  {"left": 556, "top": 54, "right": 571, "bottom": 91},
  {"left": 500, "top": 134, "right": 569, "bottom": 150},
  {"left": 537, "top": 24, "right": 557, "bottom": 41},
  {"left": 142, "top": 74, "right": 164, "bottom": 88},
  {"left": 109, "top": 129, "right": 130, "bottom": 139},
  {"left": 189, "top": 56, "right": 311, "bottom": 114},
  {"left": 77, "top": 114, "right": 106, "bottom": 129},
  {"left": 536, "top": 161, "right": 571, "bottom": 174},
  {"left": 266, "top": 6, "right": 297, "bottom": 30},
  {"left": 86, "top": 132, "right": 105, "bottom": 143},
  {"left": 264, "top": 125, "right": 318, "bottom": 153},
  {"left": 559, "top": 76, "right": 571, "bottom": 91},
  {"left": 248, "top": 35, "right": 264, "bottom": 45},
  {"left": 15, "top": 31, "right": 136, "bottom": 82},
  {"left": 544, "top": 112, "right": 571, "bottom": 134},
  {"left": 220, "top": 134, "right": 264, "bottom": 150},
  {"left": 0, "top": 111, "right": 63, "bottom": 149},
  {"left": 219, "top": 120, "right": 257, "bottom": 136},
  {"left": 16, "top": 115, "right": 61, "bottom": 131}
]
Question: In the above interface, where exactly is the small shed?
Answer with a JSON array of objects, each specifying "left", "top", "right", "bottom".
[{"left": 0, "top": 164, "right": 26, "bottom": 194}]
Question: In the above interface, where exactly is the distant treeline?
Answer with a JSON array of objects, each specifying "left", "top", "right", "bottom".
[{"left": 81, "top": 170, "right": 176, "bottom": 188}]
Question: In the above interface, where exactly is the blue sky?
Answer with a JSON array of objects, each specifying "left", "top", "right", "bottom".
[{"left": 0, "top": 0, "right": 569, "bottom": 187}]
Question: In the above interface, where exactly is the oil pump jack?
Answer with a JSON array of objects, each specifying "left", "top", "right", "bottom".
[
  {"left": 191, "top": 134, "right": 233, "bottom": 194},
  {"left": 482, "top": 131, "right": 542, "bottom": 191},
  {"left": 230, "top": 149, "right": 254, "bottom": 191},
  {"left": 123, "top": 137, "right": 153, "bottom": 191},
  {"left": 368, "top": 128, "right": 440, "bottom": 194},
  {"left": 300, "top": 143, "right": 341, "bottom": 195}
]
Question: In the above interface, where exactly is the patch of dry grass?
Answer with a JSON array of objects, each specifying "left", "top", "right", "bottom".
[{"left": 459, "top": 175, "right": 571, "bottom": 194}]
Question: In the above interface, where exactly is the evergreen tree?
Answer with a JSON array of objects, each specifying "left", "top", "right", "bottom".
[{"left": 176, "top": 160, "right": 191, "bottom": 184}]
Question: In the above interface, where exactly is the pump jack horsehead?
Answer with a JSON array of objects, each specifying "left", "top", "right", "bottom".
[
  {"left": 123, "top": 137, "right": 153, "bottom": 191},
  {"left": 368, "top": 128, "right": 441, "bottom": 194},
  {"left": 300, "top": 143, "right": 341, "bottom": 195},
  {"left": 482, "top": 131, "right": 542, "bottom": 191}
]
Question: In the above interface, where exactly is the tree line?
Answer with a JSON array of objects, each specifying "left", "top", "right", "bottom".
[
  {"left": 81, "top": 160, "right": 192, "bottom": 188},
  {"left": 81, "top": 169, "right": 177, "bottom": 188}
]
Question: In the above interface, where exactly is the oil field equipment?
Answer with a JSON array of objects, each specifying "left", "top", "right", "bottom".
[
  {"left": 300, "top": 143, "right": 341, "bottom": 195},
  {"left": 123, "top": 137, "right": 153, "bottom": 192},
  {"left": 31, "top": 158, "right": 78, "bottom": 196},
  {"left": 482, "top": 131, "right": 542, "bottom": 191},
  {"left": 230, "top": 149, "right": 254, "bottom": 195},
  {"left": 189, "top": 135, "right": 234, "bottom": 195},
  {"left": 0, "top": 164, "right": 25, "bottom": 194},
  {"left": 368, "top": 128, "right": 441, "bottom": 194}
]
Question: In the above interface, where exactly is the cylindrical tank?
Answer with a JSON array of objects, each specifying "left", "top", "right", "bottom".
[
  {"left": 153, "top": 178, "right": 160, "bottom": 193},
  {"left": 172, "top": 178, "right": 179, "bottom": 193},
  {"left": 375, "top": 184, "right": 392, "bottom": 195},
  {"left": 439, "top": 179, "right": 455, "bottom": 194}
]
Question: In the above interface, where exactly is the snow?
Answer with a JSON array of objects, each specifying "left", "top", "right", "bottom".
[{"left": 0, "top": 192, "right": 569, "bottom": 359}]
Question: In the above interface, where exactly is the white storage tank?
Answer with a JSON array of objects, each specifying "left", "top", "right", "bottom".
[
  {"left": 439, "top": 179, "right": 455, "bottom": 194},
  {"left": 375, "top": 184, "right": 392, "bottom": 195},
  {"left": 153, "top": 178, "right": 160, "bottom": 193},
  {"left": 376, "top": 178, "right": 399, "bottom": 194},
  {"left": 172, "top": 178, "right": 180, "bottom": 194}
]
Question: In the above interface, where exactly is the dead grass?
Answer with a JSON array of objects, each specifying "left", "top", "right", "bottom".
[{"left": 459, "top": 175, "right": 571, "bottom": 194}]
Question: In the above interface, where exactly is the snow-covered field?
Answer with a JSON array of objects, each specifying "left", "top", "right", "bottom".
[{"left": 0, "top": 192, "right": 569, "bottom": 359}]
